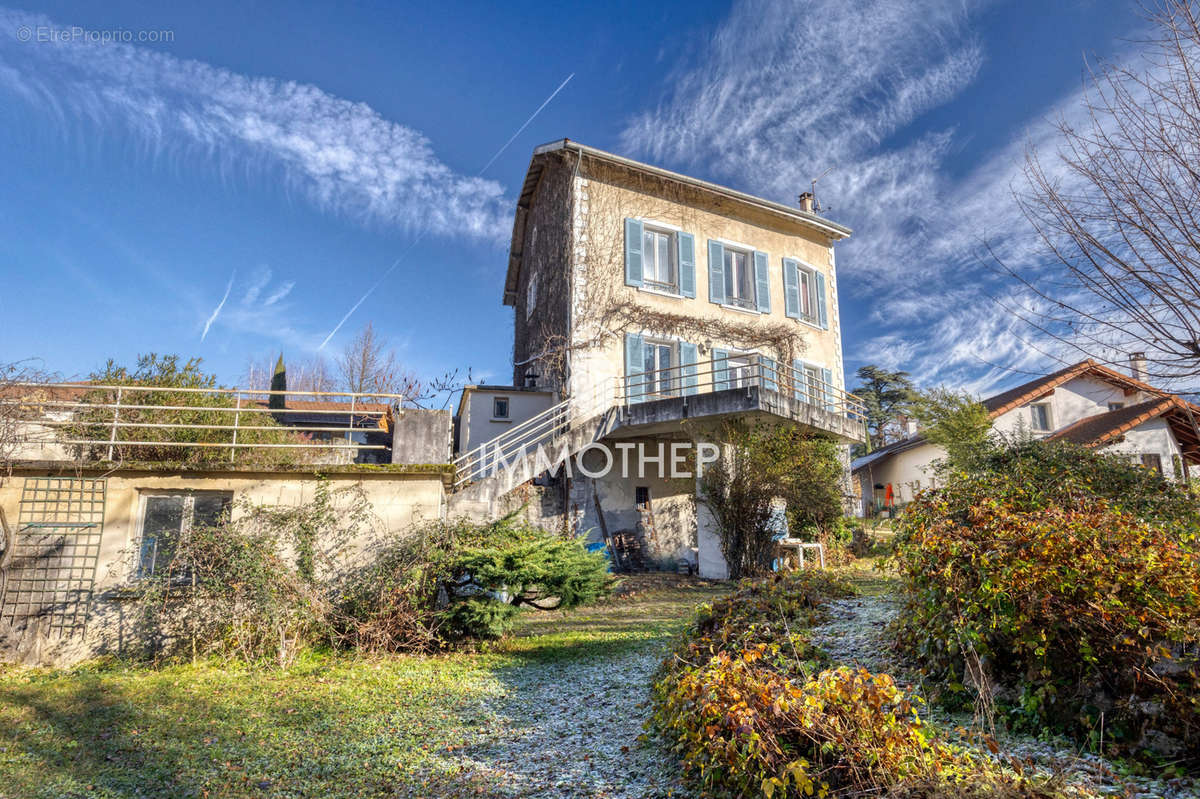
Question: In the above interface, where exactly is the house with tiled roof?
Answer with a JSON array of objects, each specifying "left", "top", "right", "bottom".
[{"left": 851, "top": 354, "right": 1200, "bottom": 516}]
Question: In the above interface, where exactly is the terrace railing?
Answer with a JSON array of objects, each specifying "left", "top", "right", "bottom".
[
  {"left": 617, "top": 354, "right": 867, "bottom": 422},
  {"left": 2, "top": 383, "right": 409, "bottom": 465}
]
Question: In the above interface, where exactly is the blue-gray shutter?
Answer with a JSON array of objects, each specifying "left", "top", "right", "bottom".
[
  {"left": 815, "top": 270, "right": 828, "bottom": 329},
  {"left": 783, "top": 259, "right": 800, "bottom": 319},
  {"left": 624, "top": 333, "right": 645, "bottom": 401},
  {"left": 753, "top": 251, "right": 770, "bottom": 313},
  {"left": 707, "top": 240, "right": 726, "bottom": 305},
  {"left": 792, "top": 359, "right": 805, "bottom": 403},
  {"left": 678, "top": 233, "right": 696, "bottom": 298},
  {"left": 680, "top": 342, "right": 699, "bottom": 395},
  {"left": 761, "top": 356, "right": 777, "bottom": 393},
  {"left": 713, "top": 349, "right": 730, "bottom": 391},
  {"left": 624, "top": 219, "right": 644, "bottom": 288},
  {"left": 821, "top": 367, "right": 834, "bottom": 411}
]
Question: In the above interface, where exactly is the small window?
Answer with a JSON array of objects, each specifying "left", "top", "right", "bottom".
[
  {"left": 1030, "top": 403, "right": 1052, "bottom": 432},
  {"left": 137, "top": 492, "right": 231, "bottom": 579},
  {"left": 1141, "top": 454, "right": 1163, "bottom": 475},
  {"left": 1108, "top": 402, "right": 1124, "bottom": 411},
  {"left": 723, "top": 248, "right": 756, "bottom": 309},
  {"left": 492, "top": 397, "right": 510, "bottom": 419},
  {"left": 635, "top": 486, "right": 651, "bottom": 508},
  {"left": 641, "top": 228, "right": 677, "bottom": 293}
]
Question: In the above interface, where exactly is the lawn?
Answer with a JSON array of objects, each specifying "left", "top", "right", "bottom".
[{"left": 0, "top": 576, "right": 727, "bottom": 799}]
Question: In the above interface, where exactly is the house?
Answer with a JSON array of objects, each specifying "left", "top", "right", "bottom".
[
  {"left": 454, "top": 385, "right": 557, "bottom": 457},
  {"left": 851, "top": 355, "right": 1200, "bottom": 516},
  {"left": 452, "top": 139, "right": 866, "bottom": 576}
]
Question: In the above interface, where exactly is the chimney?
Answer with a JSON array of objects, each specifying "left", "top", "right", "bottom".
[
  {"left": 1129, "top": 352, "right": 1148, "bottom": 382},
  {"left": 798, "top": 192, "right": 815, "bottom": 213}
]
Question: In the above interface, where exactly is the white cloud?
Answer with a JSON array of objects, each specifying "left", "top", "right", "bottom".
[
  {"left": 619, "top": 0, "right": 1141, "bottom": 395},
  {"left": 0, "top": 7, "right": 511, "bottom": 241}
]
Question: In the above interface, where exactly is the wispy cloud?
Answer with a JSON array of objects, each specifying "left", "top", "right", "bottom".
[
  {"left": 618, "top": 0, "right": 1126, "bottom": 393},
  {"left": 0, "top": 7, "right": 511, "bottom": 241},
  {"left": 200, "top": 271, "right": 234, "bottom": 341}
]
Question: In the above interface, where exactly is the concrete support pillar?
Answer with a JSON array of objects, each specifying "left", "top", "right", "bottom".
[{"left": 695, "top": 440, "right": 729, "bottom": 580}]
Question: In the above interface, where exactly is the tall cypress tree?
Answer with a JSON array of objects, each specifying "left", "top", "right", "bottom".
[{"left": 269, "top": 354, "right": 287, "bottom": 410}]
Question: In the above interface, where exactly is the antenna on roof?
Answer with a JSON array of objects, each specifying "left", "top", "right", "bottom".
[{"left": 805, "top": 165, "right": 836, "bottom": 214}]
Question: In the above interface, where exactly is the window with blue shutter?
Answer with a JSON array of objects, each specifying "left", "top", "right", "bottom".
[
  {"left": 624, "top": 219, "right": 644, "bottom": 288},
  {"left": 761, "top": 356, "right": 777, "bottom": 392},
  {"left": 783, "top": 259, "right": 800, "bottom": 319},
  {"left": 680, "top": 342, "right": 699, "bottom": 395},
  {"left": 815, "top": 271, "right": 828, "bottom": 329},
  {"left": 678, "top": 233, "right": 696, "bottom": 298},
  {"left": 624, "top": 333, "right": 646, "bottom": 401},
  {"left": 753, "top": 251, "right": 770, "bottom": 313},
  {"left": 821, "top": 367, "right": 835, "bottom": 411},
  {"left": 707, "top": 240, "right": 726, "bottom": 305},
  {"left": 712, "top": 349, "right": 731, "bottom": 391},
  {"left": 792, "top": 359, "right": 804, "bottom": 402}
]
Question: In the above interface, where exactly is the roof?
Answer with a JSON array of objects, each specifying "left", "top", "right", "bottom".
[
  {"left": 851, "top": 359, "right": 1177, "bottom": 474},
  {"left": 1046, "top": 395, "right": 1200, "bottom": 459},
  {"left": 502, "top": 139, "right": 852, "bottom": 306}
]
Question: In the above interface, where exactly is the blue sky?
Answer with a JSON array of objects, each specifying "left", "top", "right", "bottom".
[{"left": 0, "top": 0, "right": 1146, "bottom": 397}]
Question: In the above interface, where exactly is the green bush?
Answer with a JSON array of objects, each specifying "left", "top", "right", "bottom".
[
  {"left": 651, "top": 573, "right": 1053, "bottom": 797},
  {"left": 339, "top": 512, "right": 613, "bottom": 649},
  {"left": 892, "top": 440, "right": 1200, "bottom": 762}
]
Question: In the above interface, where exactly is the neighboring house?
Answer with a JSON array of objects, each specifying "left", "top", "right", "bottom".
[
  {"left": 453, "top": 139, "right": 866, "bottom": 576},
  {"left": 454, "top": 385, "right": 556, "bottom": 457},
  {"left": 851, "top": 356, "right": 1200, "bottom": 516}
]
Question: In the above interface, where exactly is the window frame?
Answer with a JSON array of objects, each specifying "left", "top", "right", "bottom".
[
  {"left": 722, "top": 245, "right": 757, "bottom": 311},
  {"left": 642, "top": 338, "right": 678, "bottom": 397},
  {"left": 492, "top": 396, "right": 510, "bottom": 420},
  {"left": 1107, "top": 402, "right": 1125, "bottom": 411},
  {"left": 525, "top": 273, "right": 538, "bottom": 320},
  {"left": 134, "top": 491, "right": 233, "bottom": 581},
  {"left": 640, "top": 226, "right": 679, "bottom": 295},
  {"left": 1029, "top": 402, "right": 1053, "bottom": 432}
]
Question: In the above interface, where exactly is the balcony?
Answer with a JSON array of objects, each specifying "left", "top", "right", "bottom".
[{"left": 612, "top": 355, "right": 867, "bottom": 443}]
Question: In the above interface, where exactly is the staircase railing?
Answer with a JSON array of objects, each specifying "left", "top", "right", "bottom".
[{"left": 451, "top": 377, "right": 616, "bottom": 489}]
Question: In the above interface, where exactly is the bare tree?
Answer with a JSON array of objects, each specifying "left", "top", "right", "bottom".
[
  {"left": 242, "top": 354, "right": 336, "bottom": 396},
  {"left": 1000, "top": 1, "right": 1200, "bottom": 381},
  {"left": 337, "top": 322, "right": 422, "bottom": 402}
]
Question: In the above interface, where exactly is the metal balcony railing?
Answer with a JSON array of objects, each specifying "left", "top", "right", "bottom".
[
  {"left": 2, "top": 383, "right": 408, "bottom": 465},
  {"left": 618, "top": 354, "right": 867, "bottom": 422}
]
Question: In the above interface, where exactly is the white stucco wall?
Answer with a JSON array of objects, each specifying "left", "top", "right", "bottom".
[
  {"left": 456, "top": 387, "right": 556, "bottom": 455},
  {"left": 1100, "top": 417, "right": 1184, "bottom": 479},
  {"left": 992, "top": 376, "right": 1140, "bottom": 439}
]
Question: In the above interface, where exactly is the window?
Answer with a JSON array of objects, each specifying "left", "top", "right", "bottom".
[
  {"left": 641, "top": 228, "right": 677, "bottom": 293},
  {"left": 492, "top": 397, "right": 510, "bottom": 419},
  {"left": 643, "top": 340, "right": 676, "bottom": 397},
  {"left": 1030, "top": 403, "right": 1052, "bottom": 432},
  {"left": 1108, "top": 402, "right": 1124, "bottom": 411},
  {"left": 723, "top": 248, "right": 756, "bottom": 309},
  {"left": 801, "top": 364, "right": 821, "bottom": 403},
  {"left": 136, "top": 492, "right": 232, "bottom": 579},
  {"left": 635, "top": 486, "right": 651, "bottom": 508},
  {"left": 1141, "top": 453, "right": 1163, "bottom": 475},
  {"left": 797, "top": 267, "right": 814, "bottom": 320},
  {"left": 721, "top": 352, "right": 755, "bottom": 389},
  {"left": 526, "top": 274, "right": 538, "bottom": 320}
]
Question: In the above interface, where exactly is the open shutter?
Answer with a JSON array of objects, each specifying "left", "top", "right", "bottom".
[
  {"left": 814, "top": 270, "right": 828, "bottom": 329},
  {"left": 624, "top": 219, "right": 644, "bottom": 288},
  {"left": 680, "top": 342, "right": 699, "bottom": 395},
  {"left": 707, "top": 240, "right": 726, "bottom": 305},
  {"left": 754, "top": 251, "right": 770, "bottom": 312},
  {"left": 783, "top": 259, "right": 800, "bottom": 319},
  {"left": 678, "top": 233, "right": 696, "bottom": 298},
  {"left": 761, "top": 356, "right": 777, "bottom": 393},
  {"left": 792, "top": 359, "right": 805, "bottom": 403},
  {"left": 821, "top": 367, "right": 834, "bottom": 412},
  {"left": 624, "top": 333, "right": 646, "bottom": 402},
  {"left": 713, "top": 349, "right": 730, "bottom": 391}
]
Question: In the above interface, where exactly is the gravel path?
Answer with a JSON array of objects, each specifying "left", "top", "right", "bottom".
[{"left": 452, "top": 647, "right": 691, "bottom": 798}]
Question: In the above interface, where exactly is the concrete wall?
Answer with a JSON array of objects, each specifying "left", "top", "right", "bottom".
[
  {"left": 391, "top": 408, "right": 452, "bottom": 464},
  {"left": 456, "top": 387, "right": 556, "bottom": 455},
  {"left": 0, "top": 465, "right": 446, "bottom": 665}
]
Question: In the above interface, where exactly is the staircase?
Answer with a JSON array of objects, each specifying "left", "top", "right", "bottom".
[{"left": 447, "top": 379, "right": 618, "bottom": 518}]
